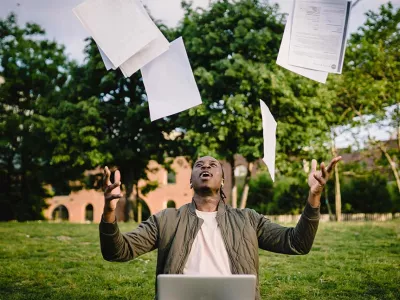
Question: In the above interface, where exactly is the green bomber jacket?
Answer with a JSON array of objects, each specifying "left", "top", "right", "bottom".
[{"left": 99, "top": 200, "right": 320, "bottom": 300}]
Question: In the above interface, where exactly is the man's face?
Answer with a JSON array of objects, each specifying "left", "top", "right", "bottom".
[{"left": 191, "top": 156, "right": 223, "bottom": 193}]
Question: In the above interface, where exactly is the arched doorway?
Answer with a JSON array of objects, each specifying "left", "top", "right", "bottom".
[
  {"left": 167, "top": 200, "right": 176, "bottom": 208},
  {"left": 85, "top": 204, "right": 94, "bottom": 222},
  {"left": 52, "top": 205, "right": 69, "bottom": 221}
]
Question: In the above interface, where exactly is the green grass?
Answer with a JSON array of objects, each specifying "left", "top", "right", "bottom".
[{"left": 0, "top": 220, "right": 399, "bottom": 300}]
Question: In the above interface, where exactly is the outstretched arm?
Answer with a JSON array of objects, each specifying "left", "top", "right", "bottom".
[
  {"left": 255, "top": 156, "right": 341, "bottom": 255},
  {"left": 99, "top": 167, "right": 159, "bottom": 262}
]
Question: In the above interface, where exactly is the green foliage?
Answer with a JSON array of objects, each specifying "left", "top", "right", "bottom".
[
  {"left": 75, "top": 30, "right": 181, "bottom": 213},
  {"left": 341, "top": 173, "right": 393, "bottom": 213},
  {"left": 247, "top": 171, "right": 309, "bottom": 215},
  {"left": 271, "top": 175, "right": 309, "bottom": 214},
  {"left": 1, "top": 1, "right": 398, "bottom": 221},
  {"left": 247, "top": 171, "right": 274, "bottom": 213},
  {"left": 0, "top": 14, "right": 112, "bottom": 221},
  {"left": 249, "top": 170, "right": 398, "bottom": 215},
  {"left": 140, "top": 181, "right": 159, "bottom": 196},
  {"left": 0, "top": 14, "right": 96, "bottom": 220},
  {"left": 387, "top": 181, "right": 400, "bottom": 213},
  {"left": 327, "top": 2, "right": 400, "bottom": 131},
  {"left": 167, "top": 200, "right": 176, "bottom": 208},
  {"left": 175, "top": 0, "right": 332, "bottom": 176}
]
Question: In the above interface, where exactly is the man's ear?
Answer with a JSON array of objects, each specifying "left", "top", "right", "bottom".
[{"left": 190, "top": 180, "right": 193, "bottom": 189}]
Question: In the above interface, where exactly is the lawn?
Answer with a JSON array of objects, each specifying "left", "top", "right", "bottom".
[{"left": 0, "top": 220, "right": 399, "bottom": 300}]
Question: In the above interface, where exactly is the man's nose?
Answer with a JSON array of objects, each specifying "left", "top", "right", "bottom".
[{"left": 201, "top": 164, "right": 211, "bottom": 169}]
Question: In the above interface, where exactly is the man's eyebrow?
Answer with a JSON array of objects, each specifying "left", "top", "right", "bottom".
[{"left": 194, "top": 160, "right": 219, "bottom": 165}]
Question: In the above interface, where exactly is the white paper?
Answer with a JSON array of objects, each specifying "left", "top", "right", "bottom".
[
  {"left": 98, "top": 46, "right": 117, "bottom": 70},
  {"left": 260, "top": 100, "right": 277, "bottom": 182},
  {"left": 73, "top": 0, "right": 159, "bottom": 67},
  {"left": 288, "top": 0, "right": 351, "bottom": 74},
  {"left": 277, "top": 7, "right": 328, "bottom": 83},
  {"left": 141, "top": 37, "right": 202, "bottom": 121},
  {"left": 119, "top": 0, "right": 170, "bottom": 77}
]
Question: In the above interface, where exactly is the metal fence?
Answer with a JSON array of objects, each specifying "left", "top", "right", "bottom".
[{"left": 265, "top": 213, "right": 400, "bottom": 223}]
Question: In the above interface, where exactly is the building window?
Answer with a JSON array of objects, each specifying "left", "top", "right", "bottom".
[
  {"left": 85, "top": 204, "right": 94, "bottom": 222},
  {"left": 167, "top": 200, "right": 176, "bottom": 208},
  {"left": 52, "top": 205, "right": 69, "bottom": 221},
  {"left": 167, "top": 171, "right": 176, "bottom": 184}
]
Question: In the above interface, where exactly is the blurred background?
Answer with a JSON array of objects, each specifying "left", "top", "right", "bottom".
[
  {"left": 0, "top": 1, "right": 399, "bottom": 299},
  {"left": 0, "top": 0, "right": 398, "bottom": 222}
]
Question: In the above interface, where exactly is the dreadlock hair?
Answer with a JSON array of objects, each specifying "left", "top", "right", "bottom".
[{"left": 220, "top": 165, "right": 227, "bottom": 202}]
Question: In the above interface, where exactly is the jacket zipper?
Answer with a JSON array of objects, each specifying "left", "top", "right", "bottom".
[
  {"left": 218, "top": 218, "right": 238, "bottom": 274},
  {"left": 177, "top": 218, "right": 198, "bottom": 273}
]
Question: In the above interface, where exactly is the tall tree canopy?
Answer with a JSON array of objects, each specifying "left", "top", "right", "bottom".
[
  {"left": 0, "top": 14, "right": 109, "bottom": 220},
  {"left": 73, "top": 24, "right": 181, "bottom": 219},
  {"left": 173, "top": 0, "right": 333, "bottom": 207}
]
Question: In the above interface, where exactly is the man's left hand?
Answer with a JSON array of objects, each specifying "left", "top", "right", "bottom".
[{"left": 307, "top": 156, "right": 342, "bottom": 207}]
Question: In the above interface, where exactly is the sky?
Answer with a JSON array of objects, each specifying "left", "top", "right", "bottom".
[
  {"left": 0, "top": 0, "right": 398, "bottom": 147},
  {"left": 1, "top": 0, "right": 398, "bottom": 63}
]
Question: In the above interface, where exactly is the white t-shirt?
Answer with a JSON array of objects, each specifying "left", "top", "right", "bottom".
[{"left": 183, "top": 209, "right": 232, "bottom": 275}]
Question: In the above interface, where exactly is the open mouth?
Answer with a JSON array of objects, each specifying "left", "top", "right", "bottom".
[{"left": 200, "top": 171, "right": 213, "bottom": 178}]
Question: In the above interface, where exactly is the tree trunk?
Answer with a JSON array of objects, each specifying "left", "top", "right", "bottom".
[
  {"left": 124, "top": 184, "right": 134, "bottom": 222},
  {"left": 325, "top": 187, "right": 334, "bottom": 221},
  {"left": 397, "top": 103, "right": 400, "bottom": 151},
  {"left": 331, "top": 133, "right": 342, "bottom": 222},
  {"left": 334, "top": 163, "right": 342, "bottom": 222},
  {"left": 137, "top": 201, "right": 142, "bottom": 224},
  {"left": 239, "top": 162, "right": 254, "bottom": 209},
  {"left": 122, "top": 169, "right": 135, "bottom": 222},
  {"left": 230, "top": 157, "right": 237, "bottom": 208},
  {"left": 378, "top": 144, "right": 400, "bottom": 193}
]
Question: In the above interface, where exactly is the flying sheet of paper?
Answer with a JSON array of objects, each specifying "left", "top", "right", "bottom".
[
  {"left": 260, "top": 99, "right": 277, "bottom": 182},
  {"left": 276, "top": 8, "right": 328, "bottom": 84},
  {"left": 73, "top": 0, "right": 159, "bottom": 67},
  {"left": 288, "top": 0, "right": 351, "bottom": 74},
  {"left": 119, "top": 0, "right": 170, "bottom": 78},
  {"left": 141, "top": 37, "right": 202, "bottom": 121},
  {"left": 98, "top": 46, "right": 117, "bottom": 70}
]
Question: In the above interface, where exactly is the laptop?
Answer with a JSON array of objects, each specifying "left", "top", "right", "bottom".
[{"left": 157, "top": 275, "right": 256, "bottom": 300}]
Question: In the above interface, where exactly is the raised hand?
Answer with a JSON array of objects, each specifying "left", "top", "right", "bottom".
[
  {"left": 103, "top": 166, "right": 123, "bottom": 213},
  {"left": 307, "top": 156, "right": 342, "bottom": 207}
]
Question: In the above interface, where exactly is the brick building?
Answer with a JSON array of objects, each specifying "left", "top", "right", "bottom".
[{"left": 44, "top": 156, "right": 261, "bottom": 223}]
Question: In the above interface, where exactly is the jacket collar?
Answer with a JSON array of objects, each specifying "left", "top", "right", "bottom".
[{"left": 189, "top": 198, "right": 227, "bottom": 216}]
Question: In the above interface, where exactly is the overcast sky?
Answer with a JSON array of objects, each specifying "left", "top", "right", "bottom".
[
  {"left": 0, "top": 0, "right": 397, "bottom": 146},
  {"left": 1, "top": 0, "right": 399, "bottom": 63}
]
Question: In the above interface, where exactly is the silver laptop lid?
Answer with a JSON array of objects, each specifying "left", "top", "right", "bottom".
[{"left": 157, "top": 275, "right": 256, "bottom": 300}]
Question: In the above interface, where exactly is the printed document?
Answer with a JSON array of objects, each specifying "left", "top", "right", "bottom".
[{"left": 288, "top": 0, "right": 351, "bottom": 73}]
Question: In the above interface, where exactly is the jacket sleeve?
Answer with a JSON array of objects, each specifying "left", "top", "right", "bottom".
[
  {"left": 99, "top": 212, "right": 161, "bottom": 262},
  {"left": 252, "top": 202, "right": 320, "bottom": 255}
]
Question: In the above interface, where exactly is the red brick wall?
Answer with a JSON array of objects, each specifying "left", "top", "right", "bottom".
[{"left": 44, "top": 156, "right": 261, "bottom": 223}]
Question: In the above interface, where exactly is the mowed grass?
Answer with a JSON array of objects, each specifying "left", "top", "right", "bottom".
[{"left": 0, "top": 220, "right": 399, "bottom": 300}]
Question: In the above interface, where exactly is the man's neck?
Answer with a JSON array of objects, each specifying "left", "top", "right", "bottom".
[{"left": 193, "top": 194, "right": 220, "bottom": 212}]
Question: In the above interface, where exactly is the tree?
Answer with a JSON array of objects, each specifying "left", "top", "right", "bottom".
[
  {"left": 173, "top": 0, "right": 333, "bottom": 208},
  {"left": 326, "top": 2, "right": 400, "bottom": 219},
  {"left": 0, "top": 14, "right": 109, "bottom": 220},
  {"left": 73, "top": 22, "right": 181, "bottom": 220}
]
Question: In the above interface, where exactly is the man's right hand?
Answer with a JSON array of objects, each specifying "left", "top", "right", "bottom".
[{"left": 103, "top": 166, "right": 123, "bottom": 222}]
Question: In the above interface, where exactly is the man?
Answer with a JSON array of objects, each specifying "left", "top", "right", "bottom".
[{"left": 100, "top": 155, "right": 341, "bottom": 300}]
